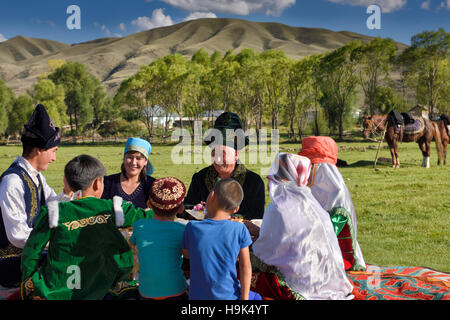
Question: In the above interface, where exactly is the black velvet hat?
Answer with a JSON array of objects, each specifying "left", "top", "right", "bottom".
[
  {"left": 21, "top": 104, "right": 61, "bottom": 150},
  {"left": 204, "top": 112, "right": 249, "bottom": 150}
]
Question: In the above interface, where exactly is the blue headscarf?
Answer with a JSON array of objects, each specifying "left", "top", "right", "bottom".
[{"left": 124, "top": 137, "right": 154, "bottom": 176}]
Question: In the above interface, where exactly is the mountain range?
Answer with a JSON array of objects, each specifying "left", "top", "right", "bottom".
[{"left": 0, "top": 18, "right": 407, "bottom": 95}]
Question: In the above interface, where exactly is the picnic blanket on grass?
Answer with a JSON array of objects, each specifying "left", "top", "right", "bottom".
[
  {"left": 2, "top": 265, "right": 449, "bottom": 300},
  {"left": 348, "top": 265, "right": 450, "bottom": 300},
  {"left": 251, "top": 263, "right": 449, "bottom": 300}
]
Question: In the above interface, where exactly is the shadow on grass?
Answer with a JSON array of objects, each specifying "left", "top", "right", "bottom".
[
  {"left": 346, "top": 159, "right": 393, "bottom": 168},
  {"left": 346, "top": 159, "right": 423, "bottom": 168}
]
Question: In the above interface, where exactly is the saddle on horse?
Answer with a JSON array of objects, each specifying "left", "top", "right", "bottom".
[{"left": 388, "top": 110, "right": 425, "bottom": 136}]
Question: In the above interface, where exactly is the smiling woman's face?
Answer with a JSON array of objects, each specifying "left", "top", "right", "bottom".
[{"left": 123, "top": 151, "right": 148, "bottom": 178}]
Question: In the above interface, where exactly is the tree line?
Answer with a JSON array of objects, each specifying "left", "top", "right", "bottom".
[{"left": 0, "top": 28, "right": 448, "bottom": 142}]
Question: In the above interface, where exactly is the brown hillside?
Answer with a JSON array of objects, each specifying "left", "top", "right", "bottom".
[{"left": 0, "top": 18, "right": 408, "bottom": 95}]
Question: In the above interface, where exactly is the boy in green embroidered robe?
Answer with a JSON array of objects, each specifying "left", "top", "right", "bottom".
[{"left": 20, "top": 155, "right": 153, "bottom": 300}]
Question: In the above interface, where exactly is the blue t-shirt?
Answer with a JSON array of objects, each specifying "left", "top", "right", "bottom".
[
  {"left": 130, "top": 218, "right": 187, "bottom": 298},
  {"left": 182, "top": 218, "right": 252, "bottom": 300}
]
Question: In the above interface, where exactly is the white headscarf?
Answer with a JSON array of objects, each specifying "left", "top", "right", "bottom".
[{"left": 252, "top": 153, "right": 354, "bottom": 300}]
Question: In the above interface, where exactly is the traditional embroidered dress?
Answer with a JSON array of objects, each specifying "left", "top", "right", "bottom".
[
  {"left": 299, "top": 136, "right": 366, "bottom": 271},
  {"left": 252, "top": 153, "right": 354, "bottom": 300},
  {"left": 20, "top": 196, "right": 153, "bottom": 300},
  {"left": 184, "top": 164, "right": 265, "bottom": 220}
]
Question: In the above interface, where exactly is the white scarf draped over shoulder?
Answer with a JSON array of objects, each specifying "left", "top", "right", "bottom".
[
  {"left": 309, "top": 163, "right": 366, "bottom": 270},
  {"left": 252, "top": 153, "right": 354, "bottom": 300}
]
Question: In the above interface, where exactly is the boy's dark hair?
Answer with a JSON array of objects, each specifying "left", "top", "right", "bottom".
[
  {"left": 213, "top": 178, "right": 244, "bottom": 212},
  {"left": 64, "top": 155, "right": 106, "bottom": 191},
  {"left": 151, "top": 205, "right": 182, "bottom": 218}
]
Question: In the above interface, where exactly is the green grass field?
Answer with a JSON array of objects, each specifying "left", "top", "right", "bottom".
[{"left": 1, "top": 137, "right": 449, "bottom": 271}]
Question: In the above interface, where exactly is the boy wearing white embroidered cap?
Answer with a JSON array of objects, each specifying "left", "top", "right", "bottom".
[{"left": 20, "top": 155, "right": 153, "bottom": 300}]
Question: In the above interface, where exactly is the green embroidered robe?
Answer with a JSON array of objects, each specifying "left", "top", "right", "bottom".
[{"left": 20, "top": 197, "right": 153, "bottom": 300}]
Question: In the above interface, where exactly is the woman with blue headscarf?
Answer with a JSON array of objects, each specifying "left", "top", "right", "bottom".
[{"left": 102, "top": 138, "right": 155, "bottom": 209}]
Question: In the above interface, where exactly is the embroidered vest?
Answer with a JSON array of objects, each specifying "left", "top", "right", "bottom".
[{"left": 0, "top": 163, "right": 43, "bottom": 259}]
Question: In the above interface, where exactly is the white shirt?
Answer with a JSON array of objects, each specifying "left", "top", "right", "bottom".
[{"left": 0, "top": 157, "right": 71, "bottom": 249}]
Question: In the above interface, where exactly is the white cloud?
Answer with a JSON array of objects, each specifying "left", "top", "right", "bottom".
[
  {"left": 0, "top": 33, "right": 7, "bottom": 43},
  {"left": 93, "top": 22, "right": 113, "bottom": 36},
  {"left": 420, "top": 0, "right": 430, "bottom": 9},
  {"left": 131, "top": 8, "right": 174, "bottom": 32},
  {"left": 119, "top": 23, "right": 127, "bottom": 32},
  {"left": 161, "top": 0, "right": 295, "bottom": 16},
  {"left": 328, "top": 0, "right": 407, "bottom": 13},
  {"left": 184, "top": 11, "right": 218, "bottom": 21},
  {"left": 443, "top": 0, "right": 450, "bottom": 9},
  {"left": 32, "top": 18, "right": 56, "bottom": 28}
]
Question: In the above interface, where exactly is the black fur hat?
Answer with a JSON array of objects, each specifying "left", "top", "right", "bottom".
[
  {"left": 21, "top": 104, "right": 61, "bottom": 150},
  {"left": 204, "top": 112, "right": 249, "bottom": 150}
]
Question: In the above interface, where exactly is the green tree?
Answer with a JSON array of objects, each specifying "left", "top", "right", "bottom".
[
  {"left": 260, "top": 50, "right": 289, "bottom": 130},
  {"left": 214, "top": 51, "right": 240, "bottom": 112},
  {"left": 234, "top": 48, "right": 265, "bottom": 132},
  {"left": 48, "top": 62, "right": 98, "bottom": 135},
  {"left": 186, "top": 52, "right": 209, "bottom": 127},
  {"left": 319, "top": 41, "right": 361, "bottom": 139},
  {"left": 0, "top": 79, "right": 14, "bottom": 136},
  {"left": 435, "top": 59, "right": 450, "bottom": 114},
  {"left": 375, "top": 86, "right": 404, "bottom": 114},
  {"left": 286, "top": 56, "right": 321, "bottom": 141},
  {"left": 8, "top": 94, "right": 34, "bottom": 137},
  {"left": 354, "top": 37, "right": 397, "bottom": 115},
  {"left": 199, "top": 57, "right": 223, "bottom": 128},
  {"left": 90, "top": 77, "right": 109, "bottom": 127},
  {"left": 161, "top": 54, "right": 190, "bottom": 142},
  {"left": 399, "top": 28, "right": 450, "bottom": 117},
  {"left": 115, "top": 65, "right": 156, "bottom": 140},
  {"left": 33, "top": 79, "right": 67, "bottom": 127}
]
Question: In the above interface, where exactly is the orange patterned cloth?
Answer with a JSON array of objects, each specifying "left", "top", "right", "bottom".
[{"left": 299, "top": 136, "right": 338, "bottom": 165}]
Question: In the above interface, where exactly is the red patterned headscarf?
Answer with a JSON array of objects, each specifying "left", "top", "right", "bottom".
[
  {"left": 149, "top": 177, "right": 186, "bottom": 212},
  {"left": 298, "top": 136, "right": 338, "bottom": 165}
]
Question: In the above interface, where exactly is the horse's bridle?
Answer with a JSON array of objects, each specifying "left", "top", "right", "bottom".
[{"left": 364, "top": 118, "right": 385, "bottom": 138}]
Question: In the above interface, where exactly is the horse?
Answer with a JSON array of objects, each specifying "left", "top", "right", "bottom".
[
  {"left": 384, "top": 114, "right": 444, "bottom": 168},
  {"left": 363, "top": 113, "right": 445, "bottom": 168},
  {"left": 362, "top": 115, "right": 387, "bottom": 140},
  {"left": 434, "top": 114, "right": 449, "bottom": 165}
]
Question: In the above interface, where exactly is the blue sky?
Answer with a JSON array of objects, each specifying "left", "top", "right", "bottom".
[{"left": 0, "top": 0, "right": 449, "bottom": 45}]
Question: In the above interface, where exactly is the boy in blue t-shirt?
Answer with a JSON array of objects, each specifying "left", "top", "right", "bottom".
[
  {"left": 130, "top": 177, "right": 188, "bottom": 300},
  {"left": 182, "top": 178, "right": 253, "bottom": 300}
]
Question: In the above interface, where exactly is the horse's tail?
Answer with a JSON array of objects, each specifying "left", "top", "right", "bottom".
[{"left": 432, "top": 121, "right": 445, "bottom": 165}]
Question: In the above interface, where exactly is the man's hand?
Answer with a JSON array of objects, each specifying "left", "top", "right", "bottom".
[{"left": 63, "top": 176, "right": 74, "bottom": 198}]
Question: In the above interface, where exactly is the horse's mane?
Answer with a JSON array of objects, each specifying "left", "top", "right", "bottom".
[{"left": 441, "top": 114, "right": 450, "bottom": 126}]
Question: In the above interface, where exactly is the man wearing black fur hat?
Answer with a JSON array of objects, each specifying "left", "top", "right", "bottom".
[
  {"left": 184, "top": 112, "right": 265, "bottom": 221},
  {"left": 0, "top": 104, "right": 73, "bottom": 287}
]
